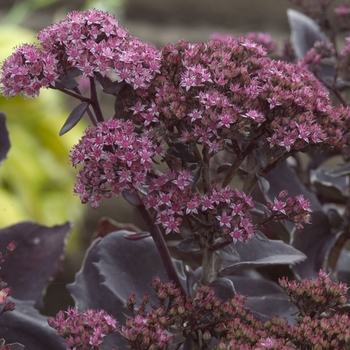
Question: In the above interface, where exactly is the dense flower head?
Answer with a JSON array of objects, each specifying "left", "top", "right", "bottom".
[
  {"left": 144, "top": 173, "right": 255, "bottom": 240},
  {"left": 37, "top": 9, "right": 161, "bottom": 89},
  {"left": 266, "top": 191, "right": 312, "bottom": 230},
  {"left": 1, "top": 9, "right": 161, "bottom": 97},
  {"left": 279, "top": 269, "right": 348, "bottom": 318},
  {"left": 211, "top": 31, "right": 277, "bottom": 53},
  {"left": 128, "top": 38, "right": 349, "bottom": 159},
  {"left": 125, "top": 277, "right": 350, "bottom": 349},
  {"left": 0, "top": 44, "right": 59, "bottom": 98},
  {"left": 48, "top": 307, "right": 118, "bottom": 349},
  {"left": 70, "top": 118, "right": 160, "bottom": 208}
]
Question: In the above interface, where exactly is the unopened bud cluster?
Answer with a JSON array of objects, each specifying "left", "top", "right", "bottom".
[
  {"left": 121, "top": 274, "right": 350, "bottom": 349},
  {"left": 48, "top": 307, "right": 119, "bottom": 350}
]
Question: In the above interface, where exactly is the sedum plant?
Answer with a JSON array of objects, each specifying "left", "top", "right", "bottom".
[{"left": 2, "top": 1, "right": 350, "bottom": 349}]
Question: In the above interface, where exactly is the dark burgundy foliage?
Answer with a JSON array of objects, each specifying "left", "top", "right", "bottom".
[{"left": 2, "top": 1, "right": 350, "bottom": 349}]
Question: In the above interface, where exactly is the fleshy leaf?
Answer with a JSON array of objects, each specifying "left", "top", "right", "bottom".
[
  {"left": 122, "top": 189, "right": 143, "bottom": 206},
  {"left": 0, "top": 222, "right": 71, "bottom": 310},
  {"left": 209, "top": 277, "right": 236, "bottom": 301},
  {"left": 92, "top": 216, "right": 142, "bottom": 241},
  {"left": 245, "top": 295, "right": 297, "bottom": 324},
  {"left": 67, "top": 230, "right": 184, "bottom": 348},
  {"left": 167, "top": 143, "right": 197, "bottom": 163},
  {"left": 59, "top": 68, "right": 80, "bottom": 89},
  {"left": 257, "top": 174, "right": 270, "bottom": 194},
  {"left": 0, "top": 299, "right": 65, "bottom": 350},
  {"left": 287, "top": 8, "right": 327, "bottom": 59},
  {"left": 311, "top": 167, "right": 349, "bottom": 202},
  {"left": 287, "top": 9, "right": 335, "bottom": 85},
  {"left": 103, "top": 80, "right": 127, "bottom": 95},
  {"left": 0, "top": 112, "right": 10, "bottom": 164},
  {"left": 291, "top": 211, "right": 343, "bottom": 279},
  {"left": 228, "top": 275, "right": 297, "bottom": 323},
  {"left": 218, "top": 237, "right": 306, "bottom": 276},
  {"left": 59, "top": 102, "right": 89, "bottom": 136},
  {"left": 264, "top": 161, "right": 322, "bottom": 211},
  {"left": 123, "top": 231, "right": 151, "bottom": 241},
  {"left": 177, "top": 237, "right": 202, "bottom": 253}
]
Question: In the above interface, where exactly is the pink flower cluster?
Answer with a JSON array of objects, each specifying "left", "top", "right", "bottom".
[
  {"left": 70, "top": 118, "right": 161, "bottom": 209},
  {"left": 144, "top": 172, "right": 255, "bottom": 240},
  {"left": 279, "top": 269, "right": 348, "bottom": 318},
  {"left": 210, "top": 31, "right": 277, "bottom": 53},
  {"left": 1, "top": 9, "right": 161, "bottom": 97},
  {"left": 266, "top": 191, "right": 312, "bottom": 229},
  {"left": 124, "top": 276, "right": 350, "bottom": 349},
  {"left": 122, "top": 314, "right": 172, "bottom": 350},
  {"left": 129, "top": 38, "right": 349, "bottom": 157},
  {"left": 0, "top": 44, "right": 58, "bottom": 97},
  {"left": 48, "top": 307, "right": 118, "bottom": 349}
]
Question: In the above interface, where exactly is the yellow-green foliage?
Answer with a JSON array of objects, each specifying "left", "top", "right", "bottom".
[{"left": 0, "top": 25, "right": 86, "bottom": 234}]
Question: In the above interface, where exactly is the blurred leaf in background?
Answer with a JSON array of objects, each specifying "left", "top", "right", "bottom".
[
  {"left": 83, "top": 0, "right": 125, "bottom": 14},
  {"left": 0, "top": 24, "right": 86, "bottom": 252},
  {"left": 1, "top": 0, "right": 60, "bottom": 27}
]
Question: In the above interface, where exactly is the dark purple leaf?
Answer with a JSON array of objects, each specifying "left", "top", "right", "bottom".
[
  {"left": 216, "top": 163, "right": 232, "bottom": 174},
  {"left": 0, "top": 222, "right": 71, "bottom": 310},
  {"left": 167, "top": 143, "right": 197, "bottom": 163},
  {"left": 0, "top": 112, "right": 10, "bottom": 164},
  {"left": 253, "top": 148, "right": 268, "bottom": 168},
  {"left": 291, "top": 211, "right": 343, "bottom": 279},
  {"left": 254, "top": 230, "right": 269, "bottom": 242},
  {"left": 59, "top": 70, "right": 80, "bottom": 89},
  {"left": 0, "top": 299, "right": 64, "bottom": 350},
  {"left": 311, "top": 167, "right": 349, "bottom": 201},
  {"left": 264, "top": 161, "right": 322, "bottom": 211},
  {"left": 307, "top": 149, "right": 339, "bottom": 171},
  {"left": 184, "top": 265, "right": 201, "bottom": 297},
  {"left": 209, "top": 278, "right": 236, "bottom": 301},
  {"left": 92, "top": 216, "right": 142, "bottom": 241},
  {"left": 218, "top": 237, "right": 306, "bottom": 276},
  {"left": 59, "top": 102, "right": 89, "bottom": 136},
  {"left": 67, "top": 230, "right": 185, "bottom": 348},
  {"left": 186, "top": 164, "right": 203, "bottom": 188},
  {"left": 257, "top": 174, "right": 270, "bottom": 194},
  {"left": 122, "top": 189, "right": 142, "bottom": 206},
  {"left": 123, "top": 231, "right": 151, "bottom": 241},
  {"left": 103, "top": 81, "right": 127, "bottom": 95},
  {"left": 215, "top": 243, "right": 240, "bottom": 264},
  {"left": 226, "top": 275, "right": 297, "bottom": 323},
  {"left": 287, "top": 9, "right": 327, "bottom": 59},
  {"left": 228, "top": 275, "right": 284, "bottom": 297},
  {"left": 287, "top": 9, "right": 335, "bottom": 85},
  {"left": 249, "top": 202, "right": 271, "bottom": 218},
  {"left": 177, "top": 237, "right": 202, "bottom": 253},
  {"left": 327, "top": 162, "right": 350, "bottom": 177},
  {"left": 245, "top": 295, "right": 297, "bottom": 324},
  {"left": 114, "top": 84, "right": 136, "bottom": 120}
]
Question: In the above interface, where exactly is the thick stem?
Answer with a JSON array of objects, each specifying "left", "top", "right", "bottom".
[
  {"left": 200, "top": 246, "right": 217, "bottom": 285},
  {"left": 200, "top": 229, "right": 219, "bottom": 285},
  {"left": 136, "top": 203, "right": 186, "bottom": 295}
]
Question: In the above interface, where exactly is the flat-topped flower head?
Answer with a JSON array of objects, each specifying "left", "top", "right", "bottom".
[
  {"left": 129, "top": 38, "right": 350, "bottom": 155},
  {"left": 1, "top": 9, "right": 161, "bottom": 98},
  {"left": 70, "top": 118, "right": 161, "bottom": 208},
  {"left": 1, "top": 44, "right": 58, "bottom": 98}
]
